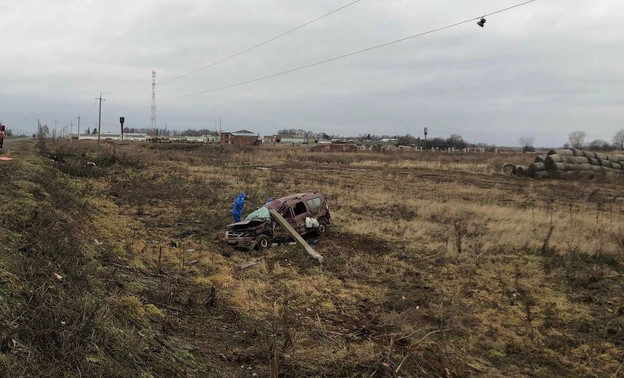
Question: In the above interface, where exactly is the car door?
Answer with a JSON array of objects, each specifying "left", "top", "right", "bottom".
[
  {"left": 291, "top": 201, "right": 310, "bottom": 234},
  {"left": 273, "top": 206, "right": 295, "bottom": 239},
  {"left": 305, "top": 196, "right": 323, "bottom": 217}
]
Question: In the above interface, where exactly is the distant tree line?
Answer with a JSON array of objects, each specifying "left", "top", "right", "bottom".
[
  {"left": 277, "top": 129, "right": 332, "bottom": 140},
  {"left": 563, "top": 130, "right": 624, "bottom": 151},
  {"left": 517, "top": 130, "right": 624, "bottom": 152},
  {"left": 275, "top": 129, "right": 472, "bottom": 148},
  {"left": 360, "top": 133, "right": 469, "bottom": 149}
]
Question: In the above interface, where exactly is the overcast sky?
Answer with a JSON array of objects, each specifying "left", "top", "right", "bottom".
[{"left": 1, "top": 0, "right": 622, "bottom": 146}]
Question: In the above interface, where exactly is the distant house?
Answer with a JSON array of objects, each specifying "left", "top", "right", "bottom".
[
  {"left": 263, "top": 135, "right": 278, "bottom": 145},
  {"left": 220, "top": 130, "right": 259, "bottom": 146}
]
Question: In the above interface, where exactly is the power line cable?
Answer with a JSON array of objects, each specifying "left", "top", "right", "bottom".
[
  {"left": 107, "top": 0, "right": 362, "bottom": 94},
  {"left": 119, "top": 0, "right": 536, "bottom": 103}
]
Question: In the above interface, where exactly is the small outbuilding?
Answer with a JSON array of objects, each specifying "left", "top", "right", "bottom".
[{"left": 220, "top": 130, "right": 259, "bottom": 146}]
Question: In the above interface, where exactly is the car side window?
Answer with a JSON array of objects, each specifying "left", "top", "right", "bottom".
[
  {"left": 281, "top": 207, "right": 294, "bottom": 219},
  {"left": 306, "top": 197, "right": 321, "bottom": 211},
  {"left": 293, "top": 201, "right": 307, "bottom": 216}
]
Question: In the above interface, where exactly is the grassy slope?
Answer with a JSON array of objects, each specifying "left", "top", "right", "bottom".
[{"left": 1, "top": 139, "right": 623, "bottom": 377}]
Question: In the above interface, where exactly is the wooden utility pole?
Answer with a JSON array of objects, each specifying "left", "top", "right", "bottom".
[
  {"left": 77, "top": 116, "right": 81, "bottom": 139},
  {"left": 95, "top": 93, "right": 105, "bottom": 145}
]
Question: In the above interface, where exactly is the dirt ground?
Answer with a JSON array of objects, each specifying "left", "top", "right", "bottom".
[{"left": 1, "top": 139, "right": 623, "bottom": 377}]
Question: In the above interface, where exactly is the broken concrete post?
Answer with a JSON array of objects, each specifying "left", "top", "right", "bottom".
[{"left": 269, "top": 209, "right": 324, "bottom": 264}]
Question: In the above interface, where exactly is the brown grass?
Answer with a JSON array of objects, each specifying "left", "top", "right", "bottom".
[{"left": 1, "top": 139, "right": 622, "bottom": 377}]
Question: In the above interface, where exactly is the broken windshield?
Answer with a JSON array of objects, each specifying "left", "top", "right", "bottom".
[{"left": 245, "top": 206, "right": 271, "bottom": 221}]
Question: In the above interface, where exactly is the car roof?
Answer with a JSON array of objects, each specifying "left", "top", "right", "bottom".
[{"left": 265, "top": 192, "right": 323, "bottom": 209}]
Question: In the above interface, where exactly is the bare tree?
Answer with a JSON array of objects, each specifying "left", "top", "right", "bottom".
[
  {"left": 568, "top": 130, "right": 586, "bottom": 149},
  {"left": 519, "top": 136, "right": 535, "bottom": 152},
  {"left": 588, "top": 139, "right": 612, "bottom": 151},
  {"left": 447, "top": 134, "right": 467, "bottom": 148},
  {"left": 612, "top": 130, "right": 624, "bottom": 150}
]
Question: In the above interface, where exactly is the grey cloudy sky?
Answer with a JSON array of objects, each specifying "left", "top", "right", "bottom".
[{"left": 1, "top": 0, "right": 622, "bottom": 146}]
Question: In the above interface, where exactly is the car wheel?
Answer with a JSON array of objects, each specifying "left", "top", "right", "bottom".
[
  {"left": 256, "top": 234, "right": 271, "bottom": 250},
  {"left": 316, "top": 222, "right": 327, "bottom": 236}
]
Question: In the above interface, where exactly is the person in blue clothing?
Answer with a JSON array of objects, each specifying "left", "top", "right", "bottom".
[
  {"left": 231, "top": 192, "right": 246, "bottom": 222},
  {"left": 264, "top": 197, "right": 274, "bottom": 205}
]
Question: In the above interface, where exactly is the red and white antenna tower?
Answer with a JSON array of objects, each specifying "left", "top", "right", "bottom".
[{"left": 150, "top": 71, "right": 157, "bottom": 129}]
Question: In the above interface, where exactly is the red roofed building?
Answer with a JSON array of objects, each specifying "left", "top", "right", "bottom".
[{"left": 220, "top": 130, "right": 259, "bottom": 146}]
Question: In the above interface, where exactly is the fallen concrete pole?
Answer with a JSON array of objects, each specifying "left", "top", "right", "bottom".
[{"left": 269, "top": 209, "right": 324, "bottom": 264}]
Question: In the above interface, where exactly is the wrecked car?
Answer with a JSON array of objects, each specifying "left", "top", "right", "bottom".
[{"left": 225, "top": 193, "right": 330, "bottom": 250}]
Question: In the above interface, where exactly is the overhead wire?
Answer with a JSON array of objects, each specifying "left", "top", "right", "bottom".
[
  {"left": 107, "top": 0, "right": 362, "bottom": 94},
  {"left": 117, "top": 0, "right": 537, "bottom": 103}
]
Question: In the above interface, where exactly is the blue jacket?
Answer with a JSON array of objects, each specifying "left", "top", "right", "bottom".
[{"left": 231, "top": 193, "right": 246, "bottom": 216}]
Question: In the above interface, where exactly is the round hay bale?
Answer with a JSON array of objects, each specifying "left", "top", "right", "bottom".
[
  {"left": 545, "top": 154, "right": 562, "bottom": 163},
  {"left": 574, "top": 156, "right": 589, "bottom": 164},
  {"left": 545, "top": 155, "right": 565, "bottom": 170},
  {"left": 579, "top": 163, "right": 592, "bottom": 171},
  {"left": 565, "top": 163, "right": 580, "bottom": 171},
  {"left": 583, "top": 151, "right": 597, "bottom": 158},
  {"left": 612, "top": 162, "right": 623, "bottom": 170},
  {"left": 607, "top": 155, "right": 619, "bottom": 161},
  {"left": 571, "top": 148, "right": 584, "bottom": 156},
  {"left": 515, "top": 165, "right": 528, "bottom": 176},
  {"left": 502, "top": 163, "right": 516, "bottom": 175},
  {"left": 599, "top": 158, "right": 611, "bottom": 166},
  {"left": 589, "top": 157, "right": 600, "bottom": 165},
  {"left": 552, "top": 162, "right": 566, "bottom": 171},
  {"left": 548, "top": 149, "right": 574, "bottom": 156},
  {"left": 596, "top": 152, "right": 607, "bottom": 160},
  {"left": 533, "top": 162, "right": 546, "bottom": 171},
  {"left": 533, "top": 170, "right": 551, "bottom": 179},
  {"left": 616, "top": 155, "right": 624, "bottom": 162},
  {"left": 591, "top": 165, "right": 604, "bottom": 172},
  {"left": 561, "top": 156, "right": 577, "bottom": 164},
  {"left": 534, "top": 155, "right": 547, "bottom": 163}
]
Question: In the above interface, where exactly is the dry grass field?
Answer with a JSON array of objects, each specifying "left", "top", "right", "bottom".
[{"left": 1, "top": 138, "right": 623, "bottom": 377}]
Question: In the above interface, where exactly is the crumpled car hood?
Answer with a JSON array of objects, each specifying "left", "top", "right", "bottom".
[{"left": 227, "top": 219, "right": 267, "bottom": 230}]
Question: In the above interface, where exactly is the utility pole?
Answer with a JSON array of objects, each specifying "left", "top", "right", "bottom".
[
  {"left": 69, "top": 121, "right": 74, "bottom": 141},
  {"left": 119, "top": 117, "right": 125, "bottom": 141},
  {"left": 77, "top": 116, "right": 81, "bottom": 140},
  {"left": 95, "top": 92, "right": 105, "bottom": 145},
  {"left": 150, "top": 71, "right": 157, "bottom": 130}
]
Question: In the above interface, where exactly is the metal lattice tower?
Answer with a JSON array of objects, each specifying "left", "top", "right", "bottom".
[{"left": 150, "top": 71, "right": 157, "bottom": 129}]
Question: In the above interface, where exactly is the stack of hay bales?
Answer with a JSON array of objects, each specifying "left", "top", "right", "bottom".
[{"left": 505, "top": 149, "right": 624, "bottom": 179}]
